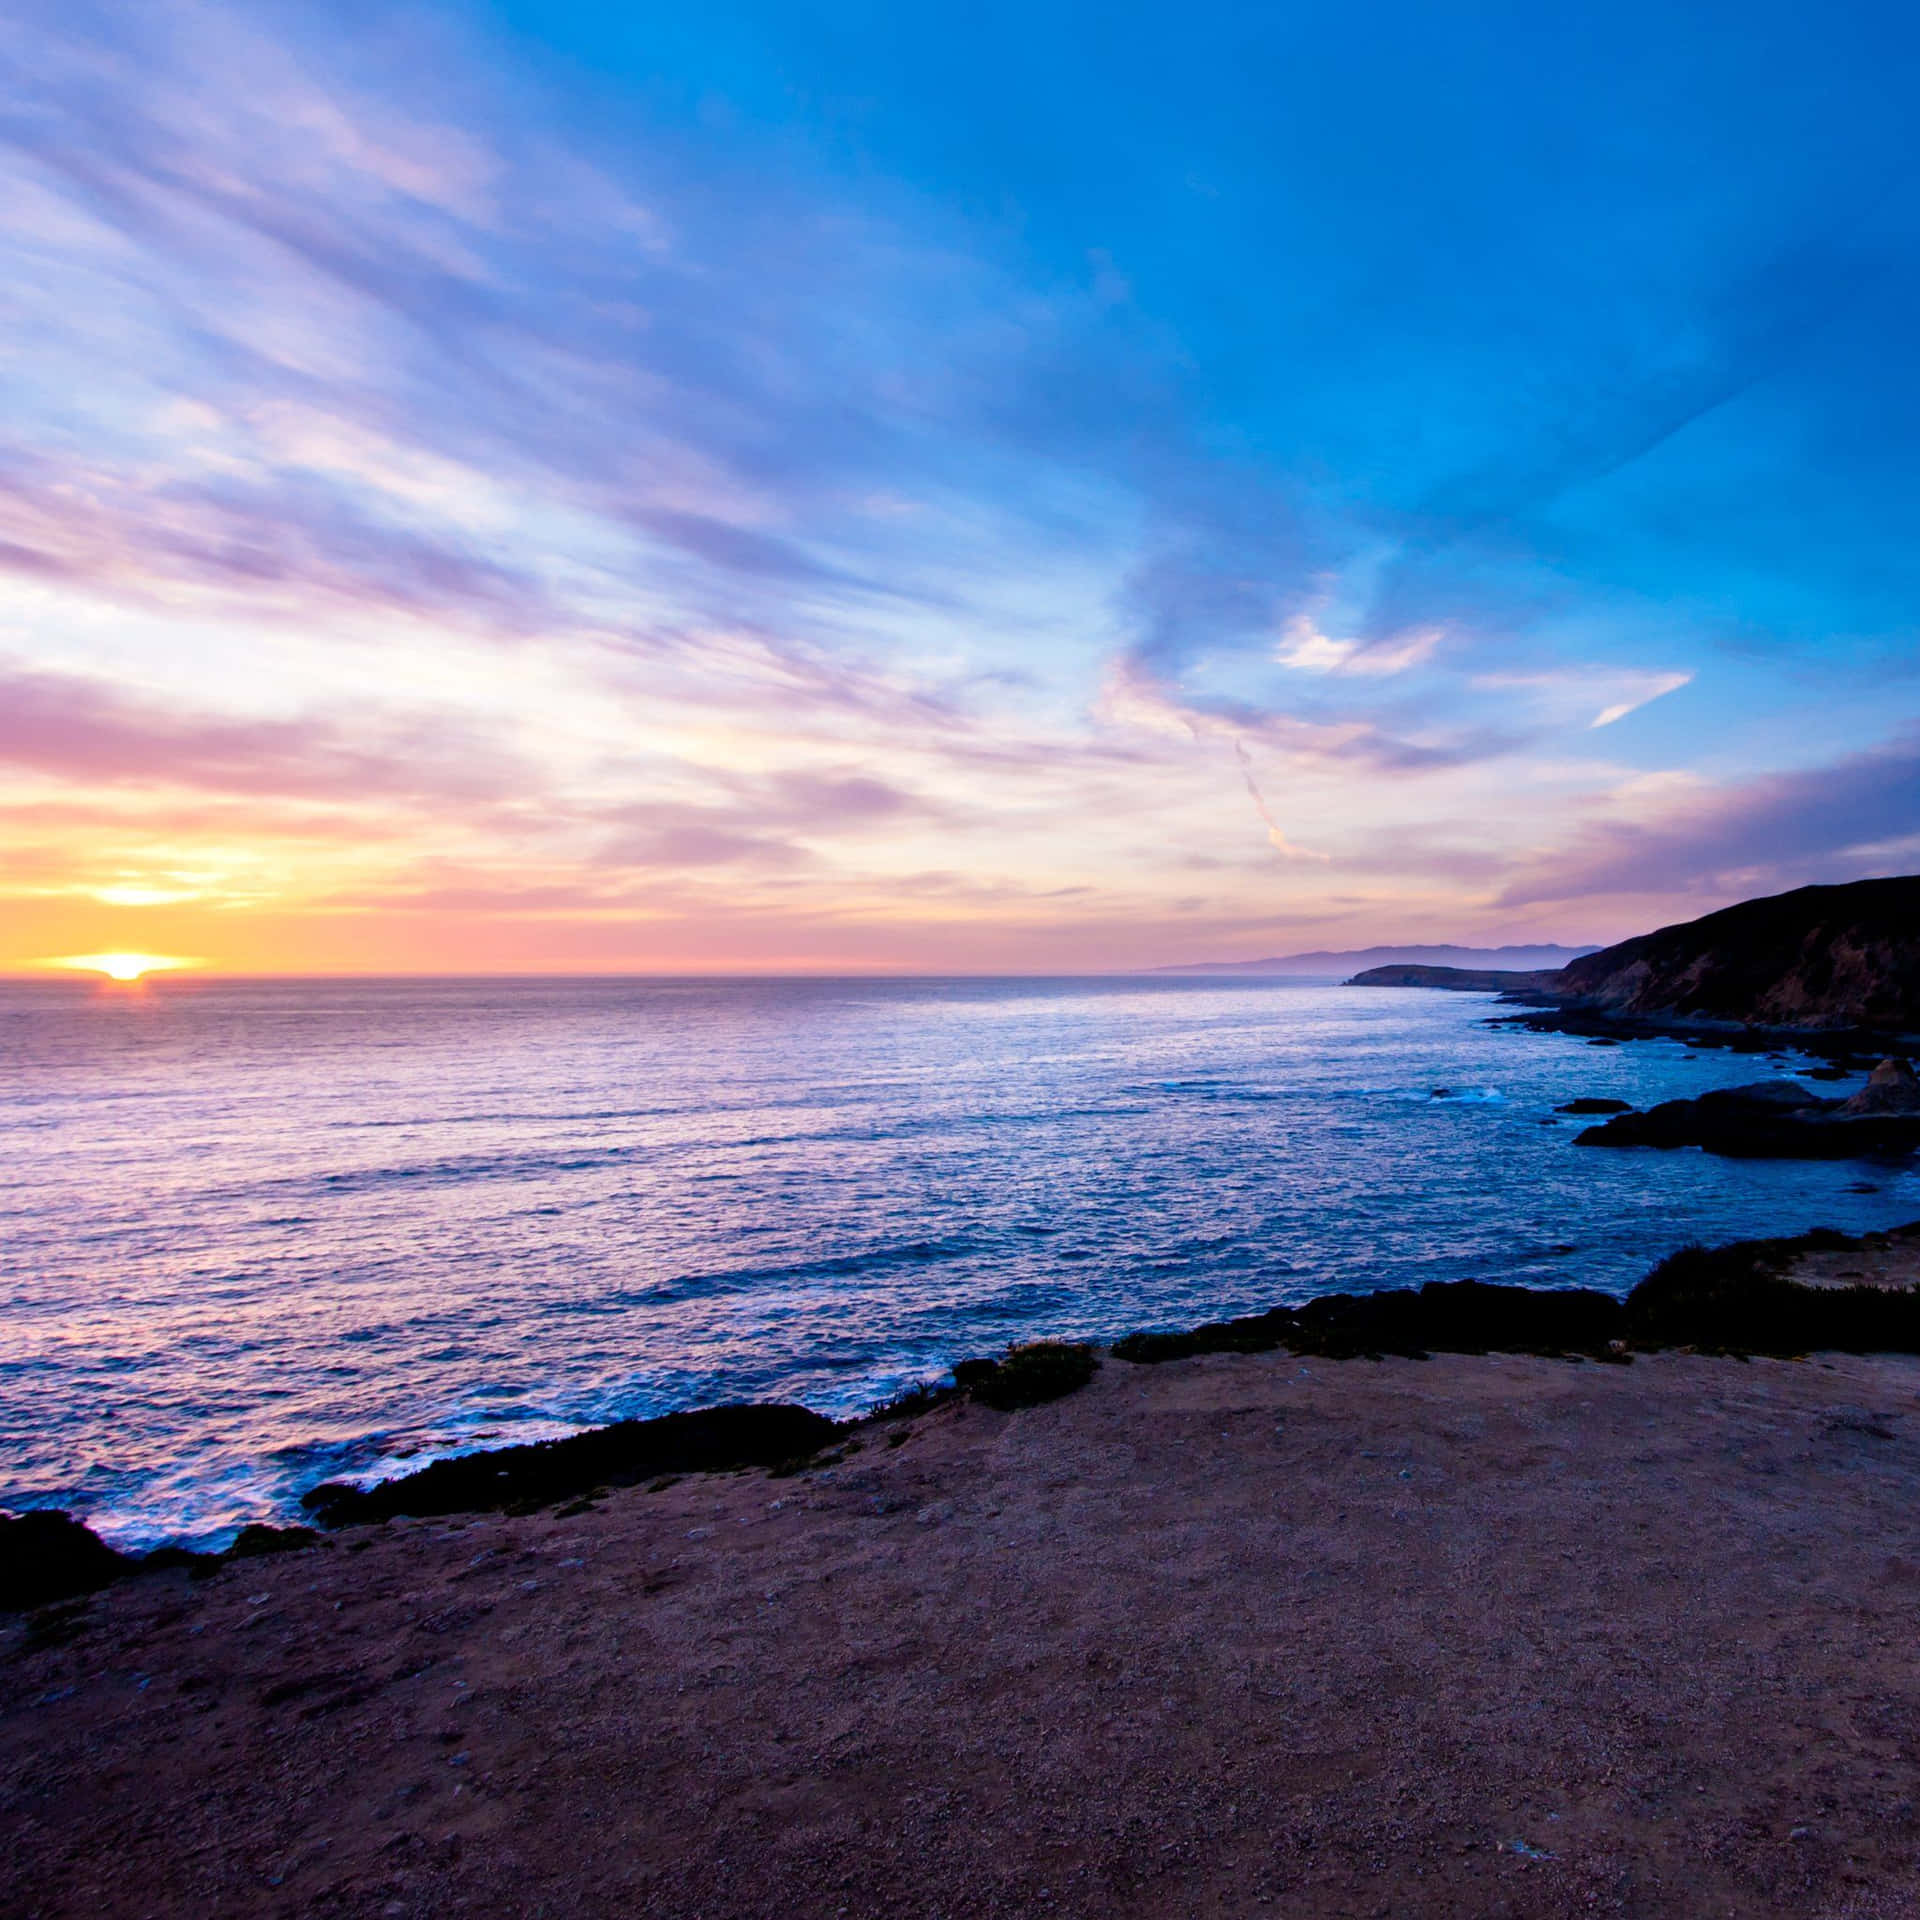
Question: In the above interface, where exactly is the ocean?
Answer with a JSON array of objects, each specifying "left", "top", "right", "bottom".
[{"left": 3, "top": 973, "right": 1914, "bottom": 1549}]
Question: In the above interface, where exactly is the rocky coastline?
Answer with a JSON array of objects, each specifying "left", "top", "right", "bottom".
[
  {"left": 11, "top": 1218, "right": 1920, "bottom": 1617},
  {"left": 1352, "top": 878, "right": 1920, "bottom": 1163},
  {"left": 1546, "top": 875, "right": 1920, "bottom": 1032},
  {"left": 13, "top": 877, "right": 1919, "bottom": 1914},
  {"left": 13, "top": 1237, "right": 1920, "bottom": 1918},
  {"left": 1354, "top": 876, "right": 1920, "bottom": 1062}
]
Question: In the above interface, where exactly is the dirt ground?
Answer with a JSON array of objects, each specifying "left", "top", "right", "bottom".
[
  {"left": 10, "top": 1338, "right": 1920, "bottom": 1919},
  {"left": 1786, "top": 1227, "right": 1920, "bottom": 1294}
]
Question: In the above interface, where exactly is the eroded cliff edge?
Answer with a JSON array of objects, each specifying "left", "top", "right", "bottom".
[
  {"left": 1550, "top": 876, "right": 1920, "bottom": 1032},
  {"left": 1354, "top": 876, "right": 1920, "bottom": 1041}
]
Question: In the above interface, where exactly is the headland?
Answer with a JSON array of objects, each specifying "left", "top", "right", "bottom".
[{"left": 1353, "top": 876, "right": 1920, "bottom": 1055}]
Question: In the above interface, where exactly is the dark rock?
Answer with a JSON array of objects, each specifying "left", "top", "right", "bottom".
[
  {"left": 1575, "top": 1079, "right": 1920, "bottom": 1159},
  {"left": 1557, "top": 1098, "right": 1633, "bottom": 1114},
  {"left": 302, "top": 1402, "right": 842, "bottom": 1526},
  {"left": 1716, "top": 1078, "right": 1828, "bottom": 1108},
  {"left": 1111, "top": 1308, "right": 1297, "bottom": 1365},
  {"left": 1842, "top": 1058, "right": 1920, "bottom": 1116},
  {"left": 0, "top": 1509, "right": 134, "bottom": 1612},
  {"left": 1114, "top": 1222, "right": 1920, "bottom": 1368},
  {"left": 1114, "top": 1280, "right": 1626, "bottom": 1365},
  {"left": 1291, "top": 1279, "right": 1624, "bottom": 1359}
]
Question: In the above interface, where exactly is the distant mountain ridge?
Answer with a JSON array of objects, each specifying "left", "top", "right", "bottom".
[{"left": 1155, "top": 942, "right": 1598, "bottom": 977}]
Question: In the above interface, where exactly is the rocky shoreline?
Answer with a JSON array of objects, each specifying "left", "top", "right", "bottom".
[
  {"left": 1355, "top": 877, "right": 1920, "bottom": 1078},
  {"left": 11, "top": 1218, "right": 1920, "bottom": 1617},
  {"left": 13, "top": 1277, "right": 1920, "bottom": 1917},
  {"left": 1492, "top": 1000, "right": 1920, "bottom": 1063}
]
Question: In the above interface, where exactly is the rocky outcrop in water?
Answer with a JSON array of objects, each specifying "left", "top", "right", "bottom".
[
  {"left": 1574, "top": 1065, "right": 1920, "bottom": 1159},
  {"left": 1842, "top": 1057, "right": 1920, "bottom": 1115},
  {"left": 1110, "top": 1221, "right": 1920, "bottom": 1361}
]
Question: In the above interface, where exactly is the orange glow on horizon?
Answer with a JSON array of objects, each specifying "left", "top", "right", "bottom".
[{"left": 43, "top": 952, "right": 203, "bottom": 983}]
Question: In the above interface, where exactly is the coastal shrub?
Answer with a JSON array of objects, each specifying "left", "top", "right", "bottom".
[
  {"left": 1111, "top": 1308, "right": 1295, "bottom": 1364},
  {"left": 0, "top": 1509, "right": 133, "bottom": 1612},
  {"left": 301, "top": 1402, "right": 843, "bottom": 1526},
  {"left": 967, "top": 1341, "right": 1099, "bottom": 1410},
  {"left": 1115, "top": 1284, "right": 1628, "bottom": 1365},
  {"left": 227, "top": 1523, "right": 320, "bottom": 1559},
  {"left": 868, "top": 1380, "right": 961, "bottom": 1422},
  {"left": 1108, "top": 1330, "right": 1196, "bottom": 1364},
  {"left": 1626, "top": 1234, "right": 1920, "bottom": 1355},
  {"left": 142, "top": 1544, "right": 221, "bottom": 1579},
  {"left": 1290, "top": 1280, "right": 1625, "bottom": 1360}
]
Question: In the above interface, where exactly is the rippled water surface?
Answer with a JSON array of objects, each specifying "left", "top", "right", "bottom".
[{"left": 4, "top": 974, "right": 1915, "bottom": 1546}]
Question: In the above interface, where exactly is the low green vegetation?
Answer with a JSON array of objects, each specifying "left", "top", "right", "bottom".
[
  {"left": 1625, "top": 1231, "right": 1920, "bottom": 1355},
  {"left": 962, "top": 1341, "right": 1100, "bottom": 1409},
  {"left": 1109, "top": 1224, "right": 1920, "bottom": 1367},
  {"left": 1111, "top": 1309, "right": 1293, "bottom": 1365},
  {"left": 300, "top": 1402, "right": 841, "bottom": 1525}
]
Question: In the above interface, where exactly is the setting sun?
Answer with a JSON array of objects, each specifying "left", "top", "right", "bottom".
[{"left": 43, "top": 952, "right": 201, "bottom": 983}]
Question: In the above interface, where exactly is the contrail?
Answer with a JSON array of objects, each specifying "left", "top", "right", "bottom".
[{"left": 1233, "top": 739, "right": 1327, "bottom": 863}]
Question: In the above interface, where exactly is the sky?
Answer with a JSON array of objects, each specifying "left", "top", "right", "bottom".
[{"left": 3, "top": 0, "right": 1919, "bottom": 974}]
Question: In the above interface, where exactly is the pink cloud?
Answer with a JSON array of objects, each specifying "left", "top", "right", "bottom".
[{"left": 0, "top": 664, "right": 526, "bottom": 803}]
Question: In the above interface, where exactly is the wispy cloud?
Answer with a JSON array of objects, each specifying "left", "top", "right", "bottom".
[
  {"left": 1273, "top": 616, "right": 1443, "bottom": 678},
  {"left": 2, "top": 0, "right": 1914, "bottom": 969},
  {"left": 1498, "top": 733, "right": 1920, "bottom": 907},
  {"left": 1099, "top": 653, "right": 1521, "bottom": 776},
  {"left": 0, "top": 662, "right": 527, "bottom": 802},
  {"left": 1589, "top": 672, "right": 1693, "bottom": 729}
]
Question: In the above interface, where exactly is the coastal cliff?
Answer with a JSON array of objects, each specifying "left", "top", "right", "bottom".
[
  {"left": 1552, "top": 876, "right": 1920, "bottom": 1033},
  {"left": 1353, "top": 876, "right": 1920, "bottom": 1036}
]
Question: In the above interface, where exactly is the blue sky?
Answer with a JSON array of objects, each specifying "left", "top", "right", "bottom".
[{"left": 2, "top": 0, "right": 1917, "bottom": 970}]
